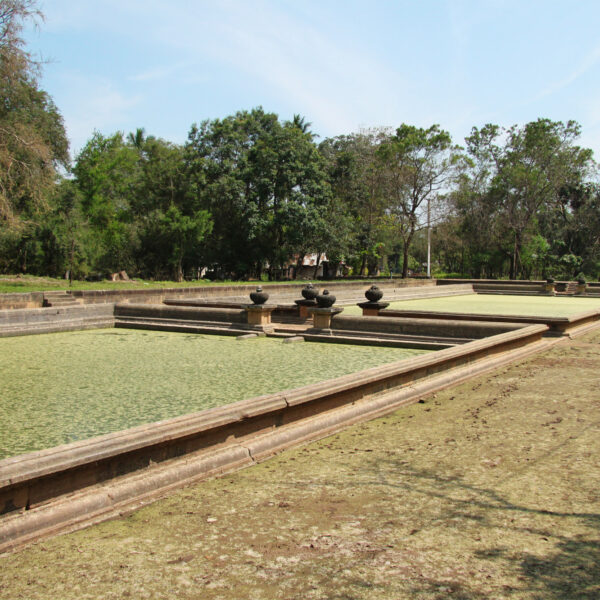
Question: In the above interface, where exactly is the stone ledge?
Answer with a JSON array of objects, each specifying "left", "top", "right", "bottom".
[
  {"left": 0, "top": 323, "right": 549, "bottom": 552},
  {"left": 378, "top": 308, "right": 600, "bottom": 336},
  {"left": 0, "top": 305, "right": 115, "bottom": 337},
  {"left": 0, "top": 322, "right": 558, "bottom": 554}
]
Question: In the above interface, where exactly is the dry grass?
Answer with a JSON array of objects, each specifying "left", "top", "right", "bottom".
[{"left": 1, "top": 330, "right": 600, "bottom": 599}]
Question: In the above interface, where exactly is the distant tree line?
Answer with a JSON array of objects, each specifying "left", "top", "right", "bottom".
[{"left": 1, "top": 1, "right": 599, "bottom": 282}]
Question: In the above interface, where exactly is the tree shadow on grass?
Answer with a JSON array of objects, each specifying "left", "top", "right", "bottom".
[{"left": 370, "top": 459, "right": 600, "bottom": 599}]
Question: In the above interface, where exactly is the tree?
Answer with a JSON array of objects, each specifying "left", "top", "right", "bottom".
[
  {"left": 134, "top": 135, "right": 212, "bottom": 280},
  {"left": 378, "top": 124, "right": 463, "bottom": 278},
  {"left": 543, "top": 182, "right": 600, "bottom": 278},
  {"left": 320, "top": 129, "right": 391, "bottom": 276},
  {"left": 464, "top": 120, "right": 595, "bottom": 279},
  {"left": 185, "top": 107, "right": 330, "bottom": 279},
  {"left": 0, "top": 0, "right": 68, "bottom": 229},
  {"left": 140, "top": 204, "right": 212, "bottom": 281},
  {"left": 72, "top": 131, "right": 140, "bottom": 273}
]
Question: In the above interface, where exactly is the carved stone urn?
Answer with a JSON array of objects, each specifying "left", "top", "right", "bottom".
[
  {"left": 316, "top": 289, "right": 336, "bottom": 308},
  {"left": 544, "top": 277, "right": 556, "bottom": 294},
  {"left": 249, "top": 286, "right": 269, "bottom": 305},
  {"left": 301, "top": 284, "right": 318, "bottom": 301},
  {"left": 576, "top": 278, "right": 587, "bottom": 295},
  {"left": 357, "top": 284, "right": 389, "bottom": 315},
  {"left": 364, "top": 285, "right": 384, "bottom": 303},
  {"left": 295, "top": 283, "right": 319, "bottom": 318}
]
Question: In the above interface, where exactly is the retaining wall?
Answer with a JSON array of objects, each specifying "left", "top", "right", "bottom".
[
  {"left": 330, "top": 314, "right": 523, "bottom": 340},
  {"left": 0, "top": 292, "right": 43, "bottom": 310},
  {"left": 163, "top": 283, "right": 475, "bottom": 310},
  {"left": 437, "top": 278, "right": 600, "bottom": 296},
  {"left": 114, "top": 303, "right": 246, "bottom": 323},
  {"left": 70, "top": 279, "right": 436, "bottom": 306},
  {"left": 0, "top": 304, "right": 115, "bottom": 337},
  {"left": 379, "top": 308, "right": 600, "bottom": 336},
  {"left": 0, "top": 323, "right": 548, "bottom": 552}
]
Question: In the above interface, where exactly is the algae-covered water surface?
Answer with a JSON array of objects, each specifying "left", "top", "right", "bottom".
[
  {"left": 343, "top": 293, "right": 600, "bottom": 317},
  {"left": 0, "top": 329, "right": 427, "bottom": 459}
]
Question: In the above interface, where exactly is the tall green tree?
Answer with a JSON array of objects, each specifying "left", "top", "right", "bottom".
[
  {"left": 320, "top": 129, "right": 391, "bottom": 276},
  {"left": 72, "top": 131, "right": 140, "bottom": 273},
  {"left": 464, "top": 119, "right": 595, "bottom": 279},
  {"left": 186, "top": 107, "right": 330, "bottom": 279},
  {"left": 0, "top": 0, "right": 68, "bottom": 230},
  {"left": 378, "top": 124, "right": 463, "bottom": 278},
  {"left": 135, "top": 134, "right": 211, "bottom": 281}
]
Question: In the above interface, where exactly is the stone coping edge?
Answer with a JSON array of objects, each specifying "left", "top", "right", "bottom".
[
  {"left": 0, "top": 304, "right": 116, "bottom": 337},
  {"left": 0, "top": 324, "right": 547, "bottom": 487},
  {"left": 379, "top": 308, "right": 600, "bottom": 334},
  {"left": 0, "top": 323, "right": 558, "bottom": 554},
  {"left": 68, "top": 279, "right": 436, "bottom": 301}
]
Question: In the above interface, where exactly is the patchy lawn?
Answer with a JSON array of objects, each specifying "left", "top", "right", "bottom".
[{"left": 1, "top": 329, "right": 599, "bottom": 599}]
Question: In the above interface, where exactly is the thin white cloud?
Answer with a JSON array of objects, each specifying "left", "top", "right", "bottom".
[
  {"left": 531, "top": 44, "right": 600, "bottom": 102},
  {"left": 129, "top": 1, "right": 408, "bottom": 132},
  {"left": 32, "top": 0, "right": 600, "bottom": 160},
  {"left": 129, "top": 62, "right": 190, "bottom": 82},
  {"left": 54, "top": 72, "right": 142, "bottom": 154}
]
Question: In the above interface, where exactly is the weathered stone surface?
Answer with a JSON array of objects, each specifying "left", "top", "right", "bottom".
[
  {"left": 245, "top": 304, "right": 275, "bottom": 328},
  {"left": 0, "top": 305, "right": 115, "bottom": 338},
  {"left": 0, "top": 323, "right": 554, "bottom": 552},
  {"left": 249, "top": 287, "right": 269, "bottom": 305},
  {"left": 310, "top": 306, "right": 344, "bottom": 330},
  {"left": 316, "top": 290, "right": 336, "bottom": 308}
]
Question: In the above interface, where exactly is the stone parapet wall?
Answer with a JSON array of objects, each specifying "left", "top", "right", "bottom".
[
  {"left": 0, "top": 323, "right": 549, "bottom": 552},
  {"left": 0, "top": 304, "right": 115, "bottom": 337},
  {"left": 437, "top": 278, "right": 600, "bottom": 295},
  {"left": 164, "top": 281, "right": 466, "bottom": 308},
  {"left": 437, "top": 279, "right": 546, "bottom": 294},
  {"left": 437, "top": 279, "right": 547, "bottom": 286},
  {"left": 330, "top": 314, "right": 523, "bottom": 340},
  {"left": 114, "top": 303, "right": 246, "bottom": 323},
  {"left": 0, "top": 292, "right": 43, "bottom": 310},
  {"left": 70, "top": 279, "right": 436, "bottom": 306}
]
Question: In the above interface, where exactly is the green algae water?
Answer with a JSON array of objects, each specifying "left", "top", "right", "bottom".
[
  {"left": 343, "top": 294, "right": 600, "bottom": 317},
  {"left": 0, "top": 329, "right": 428, "bottom": 459}
]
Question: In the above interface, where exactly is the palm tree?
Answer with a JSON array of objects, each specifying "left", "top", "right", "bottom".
[
  {"left": 289, "top": 114, "right": 317, "bottom": 139},
  {"left": 127, "top": 127, "right": 146, "bottom": 149}
]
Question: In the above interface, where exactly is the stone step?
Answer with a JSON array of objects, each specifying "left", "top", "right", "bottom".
[
  {"left": 272, "top": 316, "right": 309, "bottom": 325},
  {"left": 42, "top": 292, "right": 81, "bottom": 307}
]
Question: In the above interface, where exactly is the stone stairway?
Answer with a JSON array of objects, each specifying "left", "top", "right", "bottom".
[
  {"left": 42, "top": 291, "right": 82, "bottom": 308},
  {"left": 555, "top": 281, "right": 579, "bottom": 295},
  {"left": 565, "top": 281, "right": 578, "bottom": 294}
]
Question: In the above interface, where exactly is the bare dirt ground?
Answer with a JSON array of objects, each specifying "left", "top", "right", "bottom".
[{"left": 1, "top": 329, "right": 600, "bottom": 599}]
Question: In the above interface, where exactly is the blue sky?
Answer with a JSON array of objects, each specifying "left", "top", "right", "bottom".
[{"left": 25, "top": 0, "right": 600, "bottom": 160}]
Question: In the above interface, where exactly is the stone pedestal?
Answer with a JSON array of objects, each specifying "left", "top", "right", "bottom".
[
  {"left": 576, "top": 283, "right": 587, "bottom": 295},
  {"left": 357, "top": 301, "right": 389, "bottom": 316},
  {"left": 294, "top": 299, "right": 317, "bottom": 319},
  {"left": 309, "top": 307, "right": 344, "bottom": 332},
  {"left": 244, "top": 305, "right": 276, "bottom": 332},
  {"left": 544, "top": 282, "right": 556, "bottom": 295}
]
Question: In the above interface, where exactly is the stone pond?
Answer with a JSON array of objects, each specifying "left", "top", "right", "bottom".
[{"left": 0, "top": 329, "right": 428, "bottom": 459}]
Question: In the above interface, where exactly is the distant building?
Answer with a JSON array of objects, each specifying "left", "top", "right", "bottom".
[{"left": 283, "top": 253, "right": 348, "bottom": 279}]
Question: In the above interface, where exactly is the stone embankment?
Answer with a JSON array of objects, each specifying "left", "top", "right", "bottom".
[
  {"left": 0, "top": 304, "right": 114, "bottom": 337},
  {"left": 0, "top": 323, "right": 549, "bottom": 553}
]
